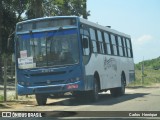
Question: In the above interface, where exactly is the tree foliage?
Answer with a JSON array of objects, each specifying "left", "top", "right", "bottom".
[
  {"left": 135, "top": 57, "right": 160, "bottom": 70},
  {"left": 25, "top": 0, "right": 90, "bottom": 19},
  {"left": 1, "top": 0, "right": 28, "bottom": 54}
]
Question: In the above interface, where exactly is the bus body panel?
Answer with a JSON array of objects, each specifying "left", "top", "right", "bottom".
[
  {"left": 85, "top": 54, "right": 120, "bottom": 90},
  {"left": 85, "top": 53, "right": 134, "bottom": 90},
  {"left": 17, "top": 64, "right": 86, "bottom": 95}
]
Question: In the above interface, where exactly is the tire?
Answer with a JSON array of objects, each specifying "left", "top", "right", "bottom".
[
  {"left": 90, "top": 77, "right": 99, "bottom": 102},
  {"left": 110, "top": 74, "right": 126, "bottom": 97},
  {"left": 35, "top": 94, "right": 47, "bottom": 106},
  {"left": 119, "top": 74, "right": 126, "bottom": 95}
]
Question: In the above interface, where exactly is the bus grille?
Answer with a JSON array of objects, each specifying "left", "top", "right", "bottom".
[
  {"left": 35, "top": 86, "right": 61, "bottom": 92},
  {"left": 34, "top": 80, "right": 65, "bottom": 86},
  {"left": 30, "top": 71, "right": 66, "bottom": 76}
]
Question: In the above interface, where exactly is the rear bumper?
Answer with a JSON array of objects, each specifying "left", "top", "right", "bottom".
[{"left": 18, "top": 81, "right": 82, "bottom": 95}]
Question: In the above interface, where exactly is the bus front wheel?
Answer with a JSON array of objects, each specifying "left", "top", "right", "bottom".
[
  {"left": 35, "top": 94, "right": 47, "bottom": 106},
  {"left": 90, "top": 77, "right": 99, "bottom": 102}
]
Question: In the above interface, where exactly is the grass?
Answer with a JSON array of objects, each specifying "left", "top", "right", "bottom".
[
  {"left": 0, "top": 95, "right": 4, "bottom": 102},
  {"left": 129, "top": 69, "right": 160, "bottom": 87}
]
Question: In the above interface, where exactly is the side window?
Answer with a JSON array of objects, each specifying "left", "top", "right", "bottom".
[
  {"left": 90, "top": 28, "right": 98, "bottom": 53},
  {"left": 97, "top": 30, "right": 103, "bottom": 41},
  {"left": 80, "top": 24, "right": 91, "bottom": 65},
  {"left": 82, "top": 35, "right": 90, "bottom": 56},
  {"left": 117, "top": 36, "right": 123, "bottom": 56},
  {"left": 122, "top": 38, "right": 128, "bottom": 57},
  {"left": 97, "top": 30, "right": 104, "bottom": 54},
  {"left": 104, "top": 32, "right": 111, "bottom": 54},
  {"left": 126, "top": 39, "right": 132, "bottom": 57},
  {"left": 111, "top": 34, "right": 118, "bottom": 55}
]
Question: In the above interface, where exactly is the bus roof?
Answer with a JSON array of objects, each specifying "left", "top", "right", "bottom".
[
  {"left": 16, "top": 16, "right": 77, "bottom": 25},
  {"left": 17, "top": 16, "right": 130, "bottom": 38},
  {"left": 79, "top": 17, "right": 131, "bottom": 38}
]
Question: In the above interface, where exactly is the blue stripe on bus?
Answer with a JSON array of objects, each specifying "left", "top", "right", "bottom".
[{"left": 20, "top": 29, "right": 77, "bottom": 40}]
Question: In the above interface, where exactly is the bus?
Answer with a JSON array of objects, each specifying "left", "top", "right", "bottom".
[{"left": 14, "top": 16, "right": 135, "bottom": 105}]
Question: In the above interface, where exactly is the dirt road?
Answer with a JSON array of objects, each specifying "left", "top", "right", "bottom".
[{"left": 0, "top": 84, "right": 160, "bottom": 119}]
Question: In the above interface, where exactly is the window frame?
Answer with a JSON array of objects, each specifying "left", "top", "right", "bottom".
[
  {"left": 117, "top": 36, "right": 124, "bottom": 57},
  {"left": 89, "top": 28, "right": 98, "bottom": 53},
  {"left": 97, "top": 30, "right": 105, "bottom": 54},
  {"left": 110, "top": 34, "right": 118, "bottom": 56},
  {"left": 104, "top": 32, "right": 112, "bottom": 55}
]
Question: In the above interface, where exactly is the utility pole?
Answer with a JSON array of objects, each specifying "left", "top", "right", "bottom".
[
  {"left": 13, "top": 54, "right": 18, "bottom": 100},
  {"left": 4, "top": 54, "right": 7, "bottom": 102},
  {"left": 15, "top": 70, "right": 18, "bottom": 100},
  {"left": 141, "top": 57, "right": 144, "bottom": 85}
]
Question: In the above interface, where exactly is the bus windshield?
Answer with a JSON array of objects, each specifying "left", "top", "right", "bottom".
[{"left": 17, "top": 29, "right": 79, "bottom": 69}]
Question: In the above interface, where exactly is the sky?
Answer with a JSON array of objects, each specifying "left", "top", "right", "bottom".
[{"left": 87, "top": 0, "right": 160, "bottom": 63}]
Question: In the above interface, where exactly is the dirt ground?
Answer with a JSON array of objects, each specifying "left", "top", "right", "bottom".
[{"left": 0, "top": 80, "right": 160, "bottom": 111}]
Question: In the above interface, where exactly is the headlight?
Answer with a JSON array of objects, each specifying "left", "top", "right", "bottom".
[
  {"left": 18, "top": 81, "right": 30, "bottom": 86},
  {"left": 69, "top": 77, "right": 80, "bottom": 83}
]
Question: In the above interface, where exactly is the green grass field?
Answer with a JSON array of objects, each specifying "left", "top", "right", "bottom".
[{"left": 129, "top": 69, "right": 160, "bottom": 86}]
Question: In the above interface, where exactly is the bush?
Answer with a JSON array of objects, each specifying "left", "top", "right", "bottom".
[{"left": 0, "top": 95, "right": 4, "bottom": 101}]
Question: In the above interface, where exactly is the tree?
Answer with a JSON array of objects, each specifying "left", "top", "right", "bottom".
[
  {"left": 1, "top": 1, "right": 17, "bottom": 54},
  {"left": 0, "top": 0, "right": 26, "bottom": 83},
  {"left": 0, "top": 0, "right": 2, "bottom": 82},
  {"left": 11, "top": 0, "right": 29, "bottom": 22},
  {"left": 26, "top": 0, "right": 44, "bottom": 19},
  {"left": 25, "top": 0, "right": 90, "bottom": 19}
]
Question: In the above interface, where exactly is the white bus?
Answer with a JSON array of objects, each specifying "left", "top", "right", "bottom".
[{"left": 79, "top": 18, "right": 135, "bottom": 100}]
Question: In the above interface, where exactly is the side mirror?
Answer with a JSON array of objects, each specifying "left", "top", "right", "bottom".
[{"left": 83, "top": 38, "right": 89, "bottom": 48}]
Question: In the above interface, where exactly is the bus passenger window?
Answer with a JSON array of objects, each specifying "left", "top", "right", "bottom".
[
  {"left": 122, "top": 38, "right": 128, "bottom": 57},
  {"left": 97, "top": 30, "right": 104, "bottom": 54},
  {"left": 90, "top": 28, "right": 98, "bottom": 53},
  {"left": 126, "top": 39, "right": 132, "bottom": 57},
  {"left": 104, "top": 32, "right": 111, "bottom": 54},
  {"left": 118, "top": 36, "right": 123, "bottom": 56},
  {"left": 111, "top": 34, "right": 118, "bottom": 55}
]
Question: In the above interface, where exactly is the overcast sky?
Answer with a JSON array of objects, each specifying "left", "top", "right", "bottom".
[{"left": 87, "top": 0, "right": 160, "bottom": 63}]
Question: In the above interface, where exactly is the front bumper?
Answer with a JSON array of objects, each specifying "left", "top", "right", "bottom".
[{"left": 18, "top": 81, "right": 82, "bottom": 95}]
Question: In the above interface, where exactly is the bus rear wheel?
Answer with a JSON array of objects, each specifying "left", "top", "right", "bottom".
[
  {"left": 35, "top": 94, "right": 47, "bottom": 106},
  {"left": 110, "top": 74, "right": 126, "bottom": 97},
  {"left": 119, "top": 74, "right": 126, "bottom": 95}
]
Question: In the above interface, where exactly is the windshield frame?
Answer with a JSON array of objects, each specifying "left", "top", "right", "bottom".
[{"left": 15, "top": 28, "right": 80, "bottom": 69}]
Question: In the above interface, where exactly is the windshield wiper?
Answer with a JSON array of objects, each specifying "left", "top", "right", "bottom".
[
  {"left": 29, "top": 30, "right": 37, "bottom": 60},
  {"left": 46, "top": 27, "right": 64, "bottom": 66}
]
